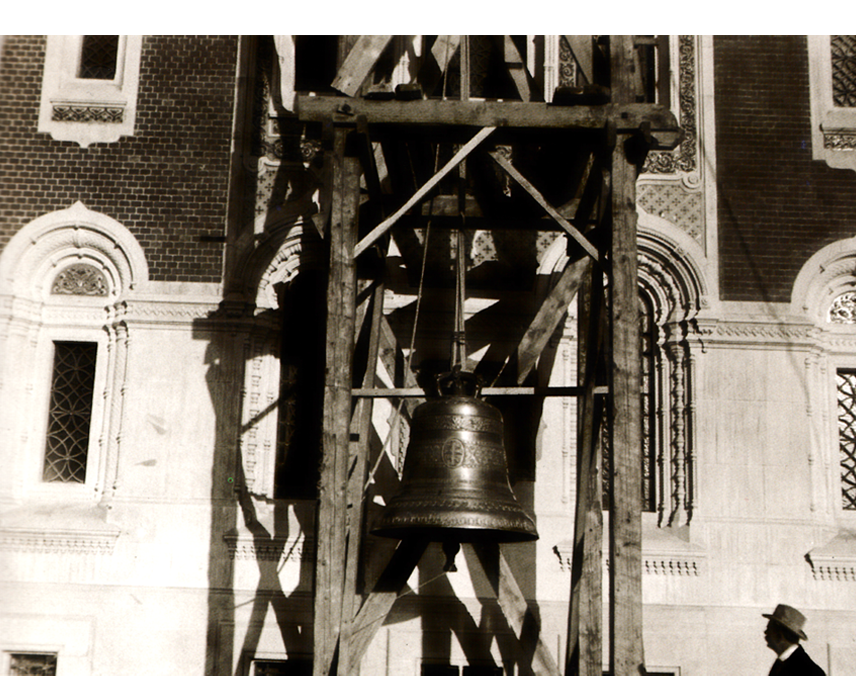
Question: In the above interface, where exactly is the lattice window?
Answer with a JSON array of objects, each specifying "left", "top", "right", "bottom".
[
  {"left": 831, "top": 35, "right": 856, "bottom": 108},
  {"left": 43, "top": 341, "right": 98, "bottom": 483},
  {"left": 78, "top": 35, "right": 119, "bottom": 80},
  {"left": 8, "top": 652, "right": 57, "bottom": 676},
  {"left": 836, "top": 370, "right": 856, "bottom": 511}
]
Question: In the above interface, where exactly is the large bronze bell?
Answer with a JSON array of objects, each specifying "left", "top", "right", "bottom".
[{"left": 372, "top": 371, "right": 538, "bottom": 543}]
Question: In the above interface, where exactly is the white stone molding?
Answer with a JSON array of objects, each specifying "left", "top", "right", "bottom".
[
  {"left": 553, "top": 527, "right": 705, "bottom": 577},
  {"left": 807, "top": 531, "right": 856, "bottom": 581},
  {"left": 0, "top": 504, "right": 121, "bottom": 554},
  {"left": 0, "top": 203, "right": 147, "bottom": 507},
  {"left": 38, "top": 36, "right": 143, "bottom": 148},
  {"left": 807, "top": 36, "right": 856, "bottom": 172},
  {"left": 0, "top": 201, "right": 149, "bottom": 301},
  {"left": 223, "top": 531, "right": 314, "bottom": 562},
  {"left": 791, "top": 236, "right": 856, "bottom": 326},
  {"left": 232, "top": 224, "right": 325, "bottom": 499},
  {"left": 0, "top": 526, "right": 119, "bottom": 554},
  {"left": 791, "top": 239, "right": 856, "bottom": 529}
]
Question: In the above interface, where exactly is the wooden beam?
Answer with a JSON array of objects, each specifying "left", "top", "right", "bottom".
[
  {"left": 339, "top": 282, "right": 386, "bottom": 676},
  {"left": 296, "top": 94, "right": 682, "bottom": 144},
  {"left": 503, "top": 36, "right": 535, "bottom": 102},
  {"left": 471, "top": 543, "right": 560, "bottom": 676},
  {"left": 514, "top": 256, "right": 592, "bottom": 385},
  {"left": 431, "top": 35, "right": 461, "bottom": 73},
  {"left": 332, "top": 35, "right": 394, "bottom": 97},
  {"left": 487, "top": 151, "right": 599, "bottom": 262},
  {"left": 344, "top": 539, "right": 429, "bottom": 675},
  {"left": 607, "top": 35, "right": 645, "bottom": 676},
  {"left": 566, "top": 264, "right": 606, "bottom": 676},
  {"left": 354, "top": 126, "right": 496, "bottom": 257},
  {"left": 313, "top": 128, "right": 361, "bottom": 676},
  {"left": 563, "top": 36, "right": 594, "bottom": 85}
]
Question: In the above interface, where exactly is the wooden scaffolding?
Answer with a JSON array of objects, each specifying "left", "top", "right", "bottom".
[{"left": 294, "top": 35, "right": 681, "bottom": 676}]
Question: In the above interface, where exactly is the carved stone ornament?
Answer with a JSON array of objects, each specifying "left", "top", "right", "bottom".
[
  {"left": 829, "top": 291, "right": 856, "bottom": 323},
  {"left": 51, "top": 263, "right": 109, "bottom": 296},
  {"left": 223, "top": 532, "right": 314, "bottom": 562},
  {"left": 0, "top": 527, "right": 119, "bottom": 554},
  {"left": 806, "top": 531, "right": 856, "bottom": 582}
]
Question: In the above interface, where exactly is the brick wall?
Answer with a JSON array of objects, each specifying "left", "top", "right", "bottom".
[
  {"left": 714, "top": 35, "right": 856, "bottom": 303},
  {"left": 0, "top": 35, "right": 238, "bottom": 283}
]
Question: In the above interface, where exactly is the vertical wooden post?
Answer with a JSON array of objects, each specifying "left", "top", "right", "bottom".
[
  {"left": 339, "top": 281, "right": 385, "bottom": 676},
  {"left": 566, "top": 262, "right": 605, "bottom": 675},
  {"left": 607, "top": 34, "right": 645, "bottom": 676},
  {"left": 313, "top": 126, "right": 361, "bottom": 676}
]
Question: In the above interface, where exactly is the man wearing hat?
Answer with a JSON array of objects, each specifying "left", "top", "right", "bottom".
[{"left": 763, "top": 604, "right": 825, "bottom": 675}]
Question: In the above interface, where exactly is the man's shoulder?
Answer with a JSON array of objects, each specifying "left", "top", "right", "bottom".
[{"left": 787, "top": 645, "right": 826, "bottom": 675}]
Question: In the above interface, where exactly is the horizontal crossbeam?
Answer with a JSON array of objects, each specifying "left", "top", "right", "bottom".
[{"left": 296, "top": 94, "right": 681, "bottom": 145}]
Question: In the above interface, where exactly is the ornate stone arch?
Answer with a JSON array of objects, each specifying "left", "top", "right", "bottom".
[
  {"left": 233, "top": 220, "right": 327, "bottom": 497},
  {"left": 0, "top": 201, "right": 148, "bottom": 302},
  {"left": 233, "top": 220, "right": 326, "bottom": 312},
  {"left": 791, "top": 237, "right": 856, "bottom": 325},
  {"left": 0, "top": 202, "right": 148, "bottom": 509}
]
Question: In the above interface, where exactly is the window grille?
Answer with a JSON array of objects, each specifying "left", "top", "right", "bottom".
[
  {"left": 836, "top": 370, "right": 856, "bottom": 510},
  {"left": 831, "top": 35, "right": 856, "bottom": 108},
  {"left": 78, "top": 35, "right": 119, "bottom": 80},
  {"left": 43, "top": 341, "right": 98, "bottom": 483},
  {"left": 8, "top": 653, "right": 57, "bottom": 676}
]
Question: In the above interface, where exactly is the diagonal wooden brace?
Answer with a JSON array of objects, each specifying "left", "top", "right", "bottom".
[
  {"left": 487, "top": 150, "right": 600, "bottom": 263},
  {"left": 354, "top": 126, "right": 497, "bottom": 257}
]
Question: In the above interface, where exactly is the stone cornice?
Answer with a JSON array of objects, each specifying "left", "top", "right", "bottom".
[
  {"left": 223, "top": 531, "right": 314, "bottom": 562},
  {"left": 807, "top": 530, "right": 856, "bottom": 582},
  {"left": 0, "top": 526, "right": 120, "bottom": 554},
  {"left": 696, "top": 318, "right": 817, "bottom": 347}
]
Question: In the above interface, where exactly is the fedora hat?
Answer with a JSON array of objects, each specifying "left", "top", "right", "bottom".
[{"left": 763, "top": 604, "right": 808, "bottom": 640}]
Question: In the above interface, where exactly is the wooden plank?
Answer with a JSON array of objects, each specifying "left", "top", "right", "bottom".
[
  {"left": 431, "top": 35, "right": 461, "bottom": 73},
  {"left": 354, "top": 126, "right": 496, "bottom": 257},
  {"left": 339, "top": 282, "right": 386, "bottom": 676},
  {"left": 503, "top": 36, "right": 534, "bottom": 102},
  {"left": 296, "top": 94, "right": 681, "bottom": 140},
  {"left": 344, "top": 539, "right": 429, "bottom": 675},
  {"left": 566, "top": 263, "right": 605, "bottom": 676},
  {"left": 471, "top": 543, "right": 560, "bottom": 676},
  {"left": 313, "top": 128, "right": 361, "bottom": 676},
  {"left": 332, "top": 35, "right": 394, "bottom": 97},
  {"left": 487, "top": 151, "right": 599, "bottom": 262},
  {"left": 607, "top": 35, "right": 645, "bottom": 677},
  {"left": 563, "top": 36, "right": 594, "bottom": 85},
  {"left": 515, "top": 256, "right": 592, "bottom": 385}
]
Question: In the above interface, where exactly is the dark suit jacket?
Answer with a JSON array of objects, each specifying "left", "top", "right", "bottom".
[{"left": 769, "top": 645, "right": 825, "bottom": 675}]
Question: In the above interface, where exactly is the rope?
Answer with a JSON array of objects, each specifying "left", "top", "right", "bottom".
[{"left": 364, "top": 38, "right": 455, "bottom": 491}]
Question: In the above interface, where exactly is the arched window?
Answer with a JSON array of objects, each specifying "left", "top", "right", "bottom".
[{"left": 0, "top": 202, "right": 147, "bottom": 504}]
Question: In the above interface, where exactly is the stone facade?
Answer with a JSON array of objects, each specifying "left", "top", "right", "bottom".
[{"left": 1, "top": 35, "right": 855, "bottom": 676}]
